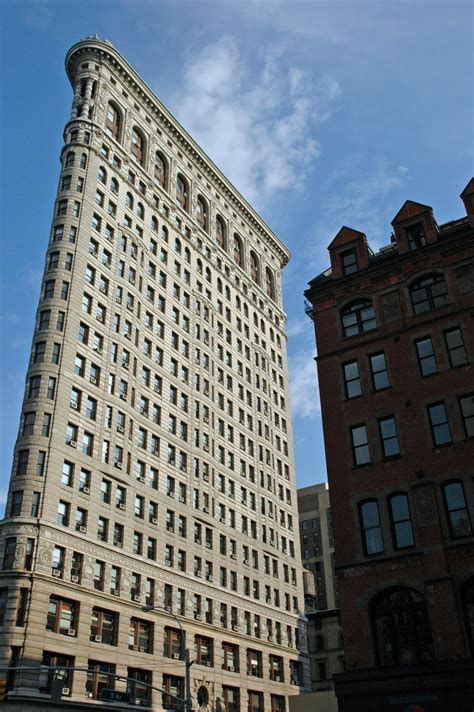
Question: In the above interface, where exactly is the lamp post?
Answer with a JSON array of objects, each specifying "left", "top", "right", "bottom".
[{"left": 143, "top": 604, "right": 192, "bottom": 712}]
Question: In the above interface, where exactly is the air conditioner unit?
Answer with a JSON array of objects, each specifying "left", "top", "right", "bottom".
[
  {"left": 117, "top": 425, "right": 125, "bottom": 433},
  {"left": 195, "top": 572, "right": 201, "bottom": 578},
  {"left": 152, "top": 448, "right": 159, "bottom": 456},
  {"left": 203, "top": 474, "right": 209, "bottom": 482},
  {"left": 205, "top": 542, "right": 211, "bottom": 549},
  {"left": 164, "top": 605, "right": 172, "bottom": 612},
  {"left": 118, "top": 503, "right": 126, "bottom": 510},
  {"left": 165, "top": 561, "right": 171, "bottom": 567},
  {"left": 275, "top": 675, "right": 281, "bottom": 681},
  {"left": 114, "top": 462, "right": 123, "bottom": 469},
  {"left": 94, "top": 635, "right": 102, "bottom": 642},
  {"left": 195, "top": 613, "right": 202, "bottom": 620},
  {"left": 116, "top": 296, "right": 122, "bottom": 304},
  {"left": 203, "top": 445, "right": 209, "bottom": 452},
  {"left": 243, "top": 559, "right": 249, "bottom": 566},
  {"left": 95, "top": 345, "right": 103, "bottom": 354},
  {"left": 129, "top": 278, "right": 136, "bottom": 285},
  {"left": 67, "top": 628, "right": 76, "bottom": 636},
  {"left": 206, "top": 575, "right": 213, "bottom": 582},
  {"left": 119, "top": 393, "right": 127, "bottom": 400},
  {"left": 96, "top": 314, "right": 104, "bottom": 323},
  {"left": 230, "top": 553, "right": 236, "bottom": 560},
  {"left": 203, "top": 416, "right": 209, "bottom": 424},
  {"left": 168, "top": 492, "right": 175, "bottom": 498},
  {"left": 133, "top": 594, "right": 141, "bottom": 602},
  {"left": 112, "top": 589, "right": 120, "bottom": 596},
  {"left": 52, "top": 569, "right": 61, "bottom": 577},
  {"left": 71, "top": 575, "right": 79, "bottom": 583},
  {"left": 62, "top": 688, "right": 70, "bottom": 696},
  {"left": 123, "top": 362, "right": 129, "bottom": 370},
  {"left": 203, "top": 506, "right": 209, "bottom": 513},
  {"left": 68, "top": 440, "right": 77, "bottom": 448},
  {"left": 82, "top": 486, "right": 90, "bottom": 494},
  {"left": 90, "top": 376, "right": 97, "bottom": 384},
  {"left": 231, "top": 624, "right": 238, "bottom": 631},
  {"left": 268, "top": 635, "right": 273, "bottom": 642},
  {"left": 151, "top": 517, "right": 158, "bottom": 524},
  {"left": 70, "top": 401, "right": 78, "bottom": 410},
  {"left": 172, "top": 653, "right": 180, "bottom": 660},
  {"left": 99, "top": 285, "right": 107, "bottom": 293},
  {"left": 133, "top": 645, "right": 139, "bottom": 651},
  {"left": 139, "top": 646, "right": 147, "bottom": 653},
  {"left": 179, "top": 496, "right": 185, "bottom": 503},
  {"left": 154, "top": 386, "right": 160, "bottom": 393},
  {"left": 78, "top": 526, "right": 87, "bottom": 534},
  {"left": 205, "top": 661, "right": 212, "bottom": 667},
  {"left": 138, "top": 476, "right": 145, "bottom": 483}
]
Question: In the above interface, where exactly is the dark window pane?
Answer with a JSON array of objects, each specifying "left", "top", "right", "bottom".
[{"left": 415, "top": 337, "right": 437, "bottom": 376}]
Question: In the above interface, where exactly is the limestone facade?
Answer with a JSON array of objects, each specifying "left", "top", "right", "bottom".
[{"left": 0, "top": 36, "right": 310, "bottom": 711}]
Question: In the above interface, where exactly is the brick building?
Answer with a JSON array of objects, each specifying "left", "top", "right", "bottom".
[
  {"left": 304, "top": 180, "right": 474, "bottom": 712},
  {"left": 0, "top": 36, "right": 310, "bottom": 710}
]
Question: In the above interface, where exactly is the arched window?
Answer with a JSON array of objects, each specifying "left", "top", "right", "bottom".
[
  {"left": 359, "top": 500, "right": 384, "bottom": 555},
  {"left": 197, "top": 259, "right": 203, "bottom": 275},
  {"left": 388, "top": 493, "right": 414, "bottom": 549},
  {"left": 225, "top": 286, "right": 231, "bottom": 301},
  {"left": 184, "top": 247, "right": 191, "bottom": 264},
  {"left": 442, "top": 480, "right": 472, "bottom": 538},
  {"left": 250, "top": 252, "right": 259, "bottom": 284},
  {"left": 131, "top": 127, "right": 145, "bottom": 166},
  {"left": 65, "top": 152, "right": 75, "bottom": 168},
  {"left": 98, "top": 166, "right": 107, "bottom": 185},
  {"left": 175, "top": 238, "right": 182, "bottom": 254},
  {"left": 196, "top": 196, "right": 208, "bottom": 232},
  {"left": 176, "top": 174, "right": 189, "bottom": 211},
  {"left": 137, "top": 202, "right": 145, "bottom": 220},
  {"left": 126, "top": 192, "right": 134, "bottom": 210},
  {"left": 80, "top": 153, "right": 87, "bottom": 169},
  {"left": 105, "top": 102, "right": 121, "bottom": 141},
  {"left": 151, "top": 216, "right": 158, "bottom": 233},
  {"left": 205, "top": 267, "right": 211, "bottom": 284},
  {"left": 217, "top": 278, "right": 223, "bottom": 294},
  {"left": 341, "top": 299, "right": 377, "bottom": 337},
  {"left": 216, "top": 215, "right": 226, "bottom": 249},
  {"left": 265, "top": 268, "right": 275, "bottom": 300},
  {"left": 410, "top": 273, "right": 448, "bottom": 314},
  {"left": 234, "top": 235, "right": 243, "bottom": 267},
  {"left": 110, "top": 177, "right": 119, "bottom": 195},
  {"left": 461, "top": 577, "right": 474, "bottom": 656},
  {"left": 371, "top": 587, "right": 435, "bottom": 666},
  {"left": 154, "top": 151, "right": 167, "bottom": 188}
]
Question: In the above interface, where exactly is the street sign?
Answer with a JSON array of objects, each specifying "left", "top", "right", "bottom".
[{"left": 100, "top": 689, "right": 131, "bottom": 703}]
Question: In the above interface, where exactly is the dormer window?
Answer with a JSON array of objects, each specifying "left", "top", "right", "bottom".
[
  {"left": 406, "top": 222, "right": 426, "bottom": 251},
  {"left": 341, "top": 249, "right": 358, "bottom": 276}
]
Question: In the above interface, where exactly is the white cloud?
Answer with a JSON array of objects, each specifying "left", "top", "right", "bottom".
[
  {"left": 172, "top": 36, "right": 340, "bottom": 207},
  {"left": 285, "top": 318, "right": 309, "bottom": 339},
  {"left": 288, "top": 349, "right": 320, "bottom": 419}
]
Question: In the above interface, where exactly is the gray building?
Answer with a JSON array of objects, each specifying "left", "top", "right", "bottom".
[
  {"left": 297, "top": 484, "right": 343, "bottom": 698},
  {"left": 0, "top": 36, "right": 310, "bottom": 711}
]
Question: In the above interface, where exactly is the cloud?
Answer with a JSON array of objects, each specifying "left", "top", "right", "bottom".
[
  {"left": 288, "top": 349, "right": 320, "bottom": 419},
  {"left": 172, "top": 36, "right": 340, "bottom": 207},
  {"left": 285, "top": 318, "right": 309, "bottom": 339},
  {"left": 23, "top": 0, "right": 52, "bottom": 30}
]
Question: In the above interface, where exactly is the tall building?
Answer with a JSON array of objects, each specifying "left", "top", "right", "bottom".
[
  {"left": 0, "top": 36, "right": 310, "bottom": 711},
  {"left": 304, "top": 180, "right": 474, "bottom": 712},
  {"left": 297, "top": 484, "right": 343, "bottom": 700}
]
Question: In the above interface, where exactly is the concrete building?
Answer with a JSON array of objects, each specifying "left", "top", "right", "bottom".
[
  {"left": 304, "top": 181, "right": 474, "bottom": 712},
  {"left": 297, "top": 484, "right": 343, "bottom": 709},
  {"left": 0, "top": 36, "right": 310, "bottom": 711}
]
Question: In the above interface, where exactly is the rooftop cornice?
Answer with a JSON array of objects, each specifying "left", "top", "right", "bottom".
[{"left": 65, "top": 37, "right": 290, "bottom": 267}]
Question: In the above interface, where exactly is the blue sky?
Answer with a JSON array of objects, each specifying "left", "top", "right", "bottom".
[{"left": 0, "top": 0, "right": 473, "bottom": 515}]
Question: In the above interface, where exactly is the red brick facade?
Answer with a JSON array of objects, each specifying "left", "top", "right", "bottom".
[{"left": 304, "top": 180, "right": 474, "bottom": 712}]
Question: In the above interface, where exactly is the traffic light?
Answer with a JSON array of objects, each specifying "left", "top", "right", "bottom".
[{"left": 0, "top": 679, "right": 7, "bottom": 702}]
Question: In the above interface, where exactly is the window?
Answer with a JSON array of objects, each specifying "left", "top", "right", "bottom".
[
  {"left": 441, "top": 327, "right": 467, "bottom": 369},
  {"left": 127, "top": 668, "right": 152, "bottom": 707},
  {"left": 2, "top": 538, "right": 17, "bottom": 569},
  {"left": 266, "top": 268, "right": 275, "bottom": 300},
  {"left": 234, "top": 235, "right": 243, "bottom": 267},
  {"left": 350, "top": 424, "right": 370, "bottom": 466},
  {"left": 196, "top": 196, "right": 208, "bottom": 231},
  {"left": 222, "top": 642, "right": 239, "bottom": 672},
  {"left": 86, "top": 661, "right": 116, "bottom": 701},
  {"left": 271, "top": 695, "right": 286, "bottom": 712},
  {"left": 343, "top": 360, "right": 361, "bottom": 398},
  {"left": 10, "top": 491, "right": 23, "bottom": 517},
  {"left": 162, "top": 674, "right": 183, "bottom": 711},
  {"left": 359, "top": 500, "right": 383, "bottom": 555},
  {"left": 341, "top": 248, "right": 358, "bottom": 275},
  {"left": 250, "top": 252, "right": 259, "bottom": 283},
  {"left": 176, "top": 174, "right": 188, "bottom": 211},
  {"left": 129, "top": 618, "right": 153, "bottom": 653},
  {"left": 40, "top": 653, "right": 74, "bottom": 695},
  {"left": 341, "top": 299, "right": 376, "bottom": 337},
  {"left": 388, "top": 494, "right": 414, "bottom": 548},
  {"left": 369, "top": 352, "right": 390, "bottom": 390},
  {"left": 415, "top": 337, "right": 438, "bottom": 376},
  {"left": 406, "top": 221, "right": 426, "bottom": 251},
  {"left": 246, "top": 649, "right": 262, "bottom": 677},
  {"left": 154, "top": 151, "right": 167, "bottom": 187},
  {"left": 372, "top": 587, "right": 434, "bottom": 666},
  {"left": 442, "top": 481, "right": 472, "bottom": 538},
  {"left": 46, "top": 596, "right": 77, "bottom": 635},
  {"left": 57, "top": 500, "right": 70, "bottom": 526},
  {"left": 410, "top": 274, "right": 448, "bottom": 314},
  {"left": 248, "top": 691, "right": 264, "bottom": 712},
  {"left": 223, "top": 686, "right": 239, "bottom": 712},
  {"left": 427, "top": 402, "right": 452, "bottom": 446},
  {"left": 194, "top": 635, "right": 213, "bottom": 665},
  {"left": 106, "top": 102, "right": 121, "bottom": 140},
  {"left": 378, "top": 416, "right": 400, "bottom": 458},
  {"left": 459, "top": 394, "right": 474, "bottom": 438},
  {"left": 131, "top": 128, "right": 145, "bottom": 165},
  {"left": 163, "top": 627, "right": 181, "bottom": 659},
  {"left": 216, "top": 215, "right": 226, "bottom": 249},
  {"left": 91, "top": 607, "right": 117, "bottom": 645}
]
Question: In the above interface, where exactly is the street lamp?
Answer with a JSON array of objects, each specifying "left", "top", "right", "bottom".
[{"left": 143, "top": 603, "right": 193, "bottom": 712}]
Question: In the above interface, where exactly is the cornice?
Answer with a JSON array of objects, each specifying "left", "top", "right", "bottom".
[{"left": 65, "top": 38, "right": 290, "bottom": 268}]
